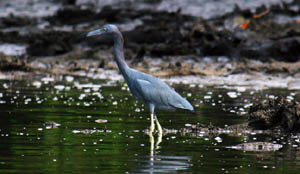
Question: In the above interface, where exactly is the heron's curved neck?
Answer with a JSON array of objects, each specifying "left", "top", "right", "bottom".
[{"left": 113, "top": 32, "right": 129, "bottom": 76}]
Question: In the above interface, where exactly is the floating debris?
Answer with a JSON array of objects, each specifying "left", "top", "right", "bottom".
[
  {"left": 74, "top": 82, "right": 102, "bottom": 90},
  {"left": 32, "top": 81, "right": 42, "bottom": 88},
  {"left": 78, "top": 94, "right": 86, "bottom": 100},
  {"left": 214, "top": 136, "right": 223, "bottom": 143},
  {"left": 41, "top": 77, "right": 55, "bottom": 84},
  {"left": 44, "top": 121, "right": 61, "bottom": 129},
  {"left": 227, "top": 91, "right": 238, "bottom": 98},
  {"left": 185, "top": 123, "right": 192, "bottom": 127},
  {"left": 65, "top": 76, "right": 74, "bottom": 82},
  {"left": 95, "top": 119, "right": 108, "bottom": 124},
  {"left": 227, "top": 142, "right": 283, "bottom": 152},
  {"left": 72, "top": 129, "right": 109, "bottom": 134},
  {"left": 92, "top": 92, "right": 104, "bottom": 99},
  {"left": 204, "top": 95, "right": 211, "bottom": 99},
  {"left": 54, "top": 85, "right": 65, "bottom": 90}
]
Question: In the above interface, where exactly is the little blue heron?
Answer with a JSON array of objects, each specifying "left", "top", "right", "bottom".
[{"left": 87, "top": 24, "right": 194, "bottom": 135}]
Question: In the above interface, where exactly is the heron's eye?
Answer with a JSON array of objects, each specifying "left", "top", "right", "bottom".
[{"left": 101, "top": 28, "right": 108, "bottom": 32}]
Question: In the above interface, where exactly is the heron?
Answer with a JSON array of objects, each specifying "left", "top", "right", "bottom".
[{"left": 87, "top": 24, "right": 194, "bottom": 136}]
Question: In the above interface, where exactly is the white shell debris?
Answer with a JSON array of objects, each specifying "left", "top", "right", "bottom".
[{"left": 227, "top": 91, "right": 238, "bottom": 98}]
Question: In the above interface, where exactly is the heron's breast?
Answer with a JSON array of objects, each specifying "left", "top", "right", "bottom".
[{"left": 126, "top": 81, "right": 143, "bottom": 100}]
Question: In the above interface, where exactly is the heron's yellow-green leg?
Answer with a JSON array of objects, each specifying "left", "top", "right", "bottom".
[
  {"left": 155, "top": 129, "right": 162, "bottom": 149},
  {"left": 149, "top": 133, "right": 154, "bottom": 162},
  {"left": 154, "top": 115, "right": 163, "bottom": 136},
  {"left": 149, "top": 104, "right": 156, "bottom": 135},
  {"left": 149, "top": 113, "right": 155, "bottom": 135}
]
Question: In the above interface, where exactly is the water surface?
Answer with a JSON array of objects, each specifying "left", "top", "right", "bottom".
[{"left": 0, "top": 77, "right": 300, "bottom": 173}]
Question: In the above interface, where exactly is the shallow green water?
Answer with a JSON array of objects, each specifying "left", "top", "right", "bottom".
[{"left": 0, "top": 77, "right": 300, "bottom": 174}]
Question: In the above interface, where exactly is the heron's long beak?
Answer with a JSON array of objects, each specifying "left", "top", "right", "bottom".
[{"left": 87, "top": 29, "right": 102, "bottom": 37}]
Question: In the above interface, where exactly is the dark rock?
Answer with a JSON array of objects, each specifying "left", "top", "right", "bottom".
[
  {"left": 47, "top": 7, "right": 96, "bottom": 25},
  {"left": 268, "top": 37, "right": 300, "bottom": 62},
  {"left": 26, "top": 31, "right": 79, "bottom": 57},
  {"left": 248, "top": 97, "right": 300, "bottom": 132},
  {"left": 0, "top": 16, "right": 36, "bottom": 28},
  {"left": 0, "top": 31, "right": 26, "bottom": 43},
  {"left": 62, "top": 0, "right": 76, "bottom": 5},
  {"left": 95, "top": 6, "right": 123, "bottom": 23}
]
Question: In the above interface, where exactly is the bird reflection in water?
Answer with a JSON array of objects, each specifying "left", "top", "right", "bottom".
[{"left": 132, "top": 132, "right": 191, "bottom": 173}]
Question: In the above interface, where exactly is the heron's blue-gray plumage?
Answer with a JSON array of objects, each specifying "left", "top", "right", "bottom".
[
  {"left": 125, "top": 68, "right": 194, "bottom": 111},
  {"left": 87, "top": 24, "right": 194, "bottom": 125}
]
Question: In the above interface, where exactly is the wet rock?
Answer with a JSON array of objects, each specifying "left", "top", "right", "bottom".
[
  {"left": 26, "top": 31, "right": 79, "bottom": 56},
  {"left": 47, "top": 7, "right": 96, "bottom": 25},
  {"left": 0, "top": 31, "right": 27, "bottom": 44},
  {"left": 60, "top": 0, "right": 77, "bottom": 5},
  {"left": 248, "top": 97, "right": 300, "bottom": 132},
  {"left": 150, "top": 43, "right": 191, "bottom": 56},
  {"left": 95, "top": 5, "right": 125, "bottom": 23},
  {"left": 0, "top": 15, "right": 36, "bottom": 28},
  {"left": 268, "top": 37, "right": 300, "bottom": 62}
]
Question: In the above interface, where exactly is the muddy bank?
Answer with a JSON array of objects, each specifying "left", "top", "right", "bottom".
[{"left": 1, "top": 52, "right": 300, "bottom": 90}]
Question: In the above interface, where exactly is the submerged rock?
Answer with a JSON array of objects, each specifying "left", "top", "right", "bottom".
[
  {"left": 227, "top": 142, "right": 283, "bottom": 152},
  {"left": 248, "top": 97, "right": 300, "bottom": 132}
]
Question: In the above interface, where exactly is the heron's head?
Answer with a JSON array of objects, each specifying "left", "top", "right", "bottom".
[{"left": 87, "top": 24, "right": 120, "bottom": 37}]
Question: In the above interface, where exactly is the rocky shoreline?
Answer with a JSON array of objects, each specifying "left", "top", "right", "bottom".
[
  {"left": 1, "top": 1, "right": 300, "bottom": 61},
  {"left": 1, "top": 1, "right": 300, "bottom": 86}
]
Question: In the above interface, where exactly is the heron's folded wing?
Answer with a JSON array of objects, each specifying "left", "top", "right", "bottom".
[{"left": 135, "top": 79, "right": 191, "bottom": 110}]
